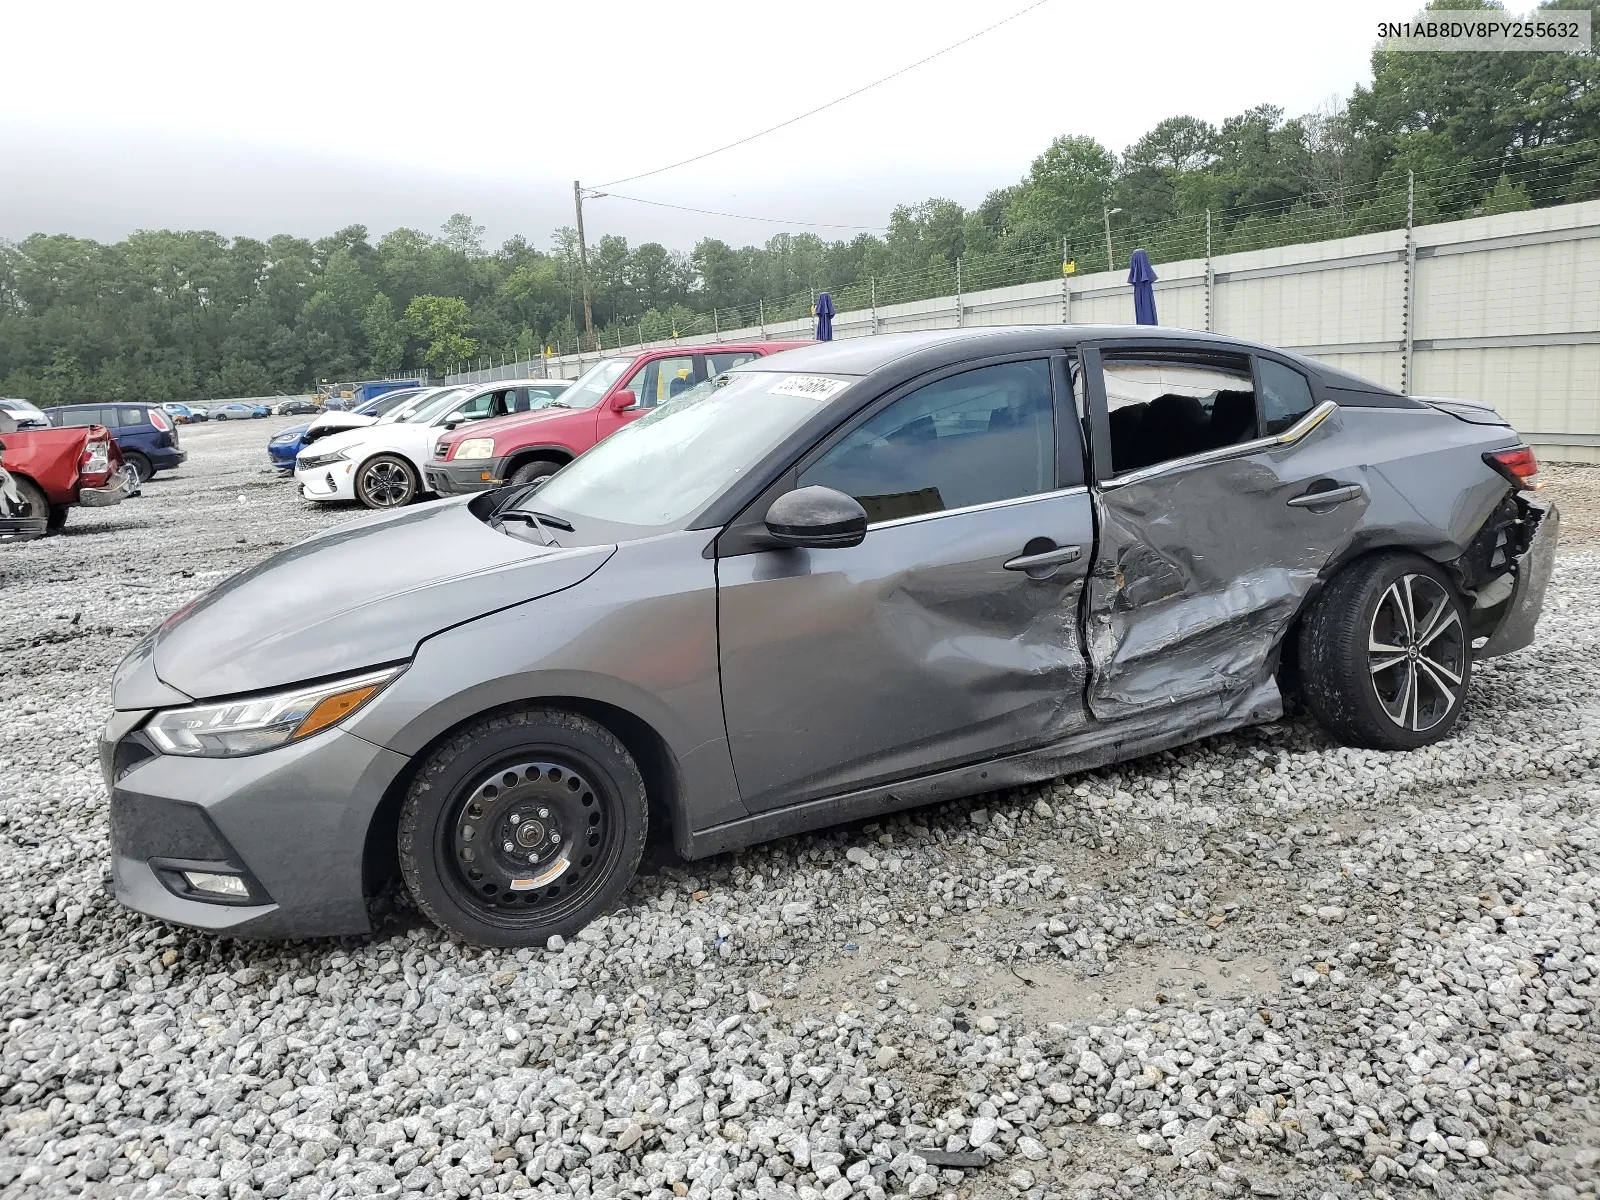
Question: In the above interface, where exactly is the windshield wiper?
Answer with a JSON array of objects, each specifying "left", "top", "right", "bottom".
[{"left": 491, "top": 509, "right": 573, "bottom": 545}]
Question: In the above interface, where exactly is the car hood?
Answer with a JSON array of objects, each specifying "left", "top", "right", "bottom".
[
  {"left": 442, "top": 405, "right": 580, "bottom": 449},
  {"left": 145, "top": 499, "right": 615, "bottom": 699},
  {"left": 308, "top": 412, "right": 379, "bottom": 434}
]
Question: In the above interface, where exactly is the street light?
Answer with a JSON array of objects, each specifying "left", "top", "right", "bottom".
[{"left": 1104, "top": 207, "right": 1123, "bottom": 273}]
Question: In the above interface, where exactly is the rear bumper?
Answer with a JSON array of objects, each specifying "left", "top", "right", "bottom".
[
  {"left": 79, "top": 466, "right": 137, "bottom": 507},
  {"left": 104, "top": 720, "right": 410, "bottom": 938},
  {"left": 424, "top": 456, "right": 506, "bottom": 495},
  {"left": 152, "top": 448, "right": 187, "bottom": 470},
  {"left": 1479, "top": 498, "right": 1558, "bottom": 659}
]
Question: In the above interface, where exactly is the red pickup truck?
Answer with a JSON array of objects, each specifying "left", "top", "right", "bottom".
[
  {"left": 425, "top": 341, "right": 809, "bottom": 494},
  {"left": 0, "top": 422, "right": 133, "bottom": 540}
]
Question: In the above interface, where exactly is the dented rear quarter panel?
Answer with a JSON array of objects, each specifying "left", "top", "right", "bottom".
[{"left": 1085, "top": 404, "right": 1521, "bottom": 720}]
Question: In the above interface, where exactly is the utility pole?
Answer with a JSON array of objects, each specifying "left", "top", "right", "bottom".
[
  {"left": 579, "top": 180, "right": 598, "bottom": 352},
  {"left": 1103, "top": 206, "right": 1123, "bottom": 273}
]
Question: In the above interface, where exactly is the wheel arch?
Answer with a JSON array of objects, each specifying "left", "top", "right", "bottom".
[
  {"left": 362, "top": 694, "right": 685, "bottom": 898},
  {"left": 503, "top": 445, "right": 574, "bottom": 476}
]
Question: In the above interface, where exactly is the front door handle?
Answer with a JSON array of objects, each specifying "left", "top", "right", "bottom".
[
  {"left": 1004, "top": 544, "right": 1083, "bottom": 573},
  {"left": 1288, "top": 483, "right": 1363, "bottom": 508}
]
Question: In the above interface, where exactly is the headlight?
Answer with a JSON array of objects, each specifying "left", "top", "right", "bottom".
[
  {"left": 297, "top": 449, "right": 346, "bottom": 469},
  {"left": 270, "top": 432, "right": 300, "bottom": 445},
  {"left": 453, "top": 438, "right": 496, "bottom": 460},
  {"left": 144, "top": 667, "right": 402, "bottom": 758}
]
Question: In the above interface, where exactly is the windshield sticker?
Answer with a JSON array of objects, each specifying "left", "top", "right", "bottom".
[{"left": 768, "top": 375, "right": 850, "bottom": 401}]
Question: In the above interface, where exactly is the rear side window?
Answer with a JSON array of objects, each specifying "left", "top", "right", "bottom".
[
  {"left": 120, "top": 407, "right": 146, "bottom": 427},
  {"left": 799, "top": 360, "right": 1057, "bottom": 524},
  {"left": 1101, "top": 354, "right": 1256, "bottom": 475},
  {"left": 708, "top": 352, "right": 757, "bottom": 375},
  {"left": 1257, "top": 359, "right": 1316, "bottom": 434}
]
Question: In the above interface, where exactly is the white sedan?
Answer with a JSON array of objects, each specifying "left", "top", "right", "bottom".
[{"left": 294, "top": 382, "right": 548, "bottom": 508}]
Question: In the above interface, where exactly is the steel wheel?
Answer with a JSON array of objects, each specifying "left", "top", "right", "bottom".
[
  {"left": 357, "top": 455, "right": 417, "bottom": 508},
  {"left": 1367, "top": 573, "right": 1466, "bottom": 733},
  {"left": 447, "top": 758, "right": 618, "bottom": 924}
]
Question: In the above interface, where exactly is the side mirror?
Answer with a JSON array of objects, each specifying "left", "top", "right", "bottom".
[
  {"left": 610, "top": 389, "right": 639, "bottom": 412},
  {"left": 764, "top": 486, "right": 868, "bottom": 549}
]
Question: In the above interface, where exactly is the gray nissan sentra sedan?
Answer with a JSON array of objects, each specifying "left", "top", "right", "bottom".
[{"left": 103, "top": 327, "right": 1558, "bottom": 946}]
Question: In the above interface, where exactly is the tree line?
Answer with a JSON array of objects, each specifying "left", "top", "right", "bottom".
[{"left": 1, "top": 0, "right": 1595, "bottom": 403}]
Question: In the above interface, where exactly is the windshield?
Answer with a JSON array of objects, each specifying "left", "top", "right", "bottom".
[
  {"left": 554, "top": 358, "right": 632, "bottom": 409},
  {"left": 528, "top": 372, "right": 849, "bottom": 527},
  {"left": 364, "top": 388, "right": 427, "bottom": 416},
  {"left": 387, "top": 387, "right": 466, "bottom": 424}
]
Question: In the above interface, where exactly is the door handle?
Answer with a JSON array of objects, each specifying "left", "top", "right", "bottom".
[
  {"left": 1287, "top": 483, "right": 1363, "bottom": 508},
  {"left": 1004, "top": 544, "right": 1083, "bottom": 572}
]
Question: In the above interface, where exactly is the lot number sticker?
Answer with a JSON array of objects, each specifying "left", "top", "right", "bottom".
[{"left": 768, "top": 375, "right": 850, "bottom": 401}]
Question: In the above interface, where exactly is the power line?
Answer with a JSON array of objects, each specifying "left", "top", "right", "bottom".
[
  {"left": 597, "top": 193, "right": 885, "bottom": 232},
  {"left": 591, "top": 0, "right": 1055, "bottom": 191}
]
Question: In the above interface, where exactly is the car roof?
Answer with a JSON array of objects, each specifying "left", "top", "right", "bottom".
[{"left": 732, "top": 326, "right": 1398, "bottom": 396}]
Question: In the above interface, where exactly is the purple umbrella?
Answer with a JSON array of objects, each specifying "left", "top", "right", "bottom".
[{"left": 1128, "top": 249, "right": 1158, "bottom": 325}]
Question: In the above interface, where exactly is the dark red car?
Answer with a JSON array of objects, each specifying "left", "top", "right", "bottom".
[
  {"left": 425, "top": 341, "right": 809, "bottom": 493},
  {"left": 0, "top": 422, "right": 132, "bottom": 539}
]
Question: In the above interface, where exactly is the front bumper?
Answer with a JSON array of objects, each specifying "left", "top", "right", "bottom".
[
  {"left": 296, "top": 460, "right": 357, "bottom": 502},
  {"left": 79, "top": 465, "right": 137, "bottom": 507},
  {"left": 104, "top": 717, "right": 409, "bottom": 937},
  {"left": 1479, "top": 497, "right": 1559, "bottom": 658},
  {"left": 424, "top": 456, "right": 507, "bottom": 495}
]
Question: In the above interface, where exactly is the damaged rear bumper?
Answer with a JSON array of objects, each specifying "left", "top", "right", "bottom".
[{"left": 1477, "top": 497, "right": 1558, "bottom": 659}]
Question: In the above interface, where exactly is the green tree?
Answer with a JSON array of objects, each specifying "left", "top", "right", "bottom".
[
  {"left": 404, "top": 294, "right": 476, "bottom": 373},
  {"left": 361, "top": 294, "right": 406, "bottom": 374}
]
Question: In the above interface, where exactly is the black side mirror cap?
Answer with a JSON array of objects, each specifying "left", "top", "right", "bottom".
[{"left": 764, "top": 485, "right": 868, "bottom": 549}]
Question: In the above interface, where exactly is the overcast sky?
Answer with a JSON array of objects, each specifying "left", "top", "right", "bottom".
[{"left": 0, "top": 0, "right": 1503, "bottom": 254}]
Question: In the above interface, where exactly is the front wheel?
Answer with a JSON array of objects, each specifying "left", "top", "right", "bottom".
[
  {"left": 398, "top": 709, "right": 647, "bottom": 946},
  {"left": 1299, "top": 552, "right": 1471, "bottom": 750},
  {"left": 355, "top": 454, "right": 419, "bottom": 508},
  {"left": 509, "top": 459, "right": 563, "bottom": 487}
]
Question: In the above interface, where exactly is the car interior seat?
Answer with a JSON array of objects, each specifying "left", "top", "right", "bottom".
[{"left": 1208, "top": 389, "right": 1257, "bottom": 447}]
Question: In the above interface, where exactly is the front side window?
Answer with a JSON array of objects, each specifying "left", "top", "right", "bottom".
[
  {"left": 1101, "top": 354, "right": 1256, "bottom": 475},
  {"left": 1258, "top": 359, "right": 1316, "bottom": 434},
  {"left": 799, "top": 360, "right": 1056, "bottom": 524},
  {"left": 625, "top": 355, "right": 696, "bottom": 409}
]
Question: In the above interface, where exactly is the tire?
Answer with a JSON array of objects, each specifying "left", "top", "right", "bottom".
[
  {"left": 509, "top": 458, "right": 563, "bottom": 487},
  {"left": 47, "top": 504, "right": 69, "bottom": 532},
  {"left": 5, "top": 476, "right": 50, "bottom": 541},
  {"left": 123, "top": 451, "right": 153, "bottom": 483},
  {"left": 355, "top": 454, "right": 419, "bottom": 509},
  {"left": 1299, "top": 552, "right": 1472, "bottom": 750},
  {"left": 398, "top": 708, "right": 647, "bottom": 946}
]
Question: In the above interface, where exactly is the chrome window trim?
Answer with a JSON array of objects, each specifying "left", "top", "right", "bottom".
[
  {"left": 868, "top": 485, "right": 1090, "bottom": 531},
  {"left": 1099, "top": 399, "right": 1338, "bottom": 491}
]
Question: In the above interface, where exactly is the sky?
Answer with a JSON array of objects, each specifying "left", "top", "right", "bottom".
[{"left": 0, "top": 0, "right": 1511, "bottom": 254}]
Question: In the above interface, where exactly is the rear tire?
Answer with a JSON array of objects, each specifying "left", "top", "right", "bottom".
[
  {"left": 509, "top": 458, "right": 563, "bottom": 487},
  {"left": 5, "top": 477, "right": 50, "bottom": 540},
  {"left": 123, "top": 451, "right": 153, "bottom": 483},
  {"left": 398, "top": 708, "right": 647, "bottom": 947},
  {"left": 1299, "top": 552, "right": 1471, "bottom": 750}
]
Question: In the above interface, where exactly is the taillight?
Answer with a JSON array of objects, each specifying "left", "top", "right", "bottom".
[
  {"left": 1484, "top": 446, "right": 1545, "bottom": 490},
  {"left": 81, "top": 438, "right": 111, "bottom": 476},
  {"left": 149, "top": 408, "right": 171, "bottom": 433}
]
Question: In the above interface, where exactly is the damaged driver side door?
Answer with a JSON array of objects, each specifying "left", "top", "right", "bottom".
[{"left": 1081, "top": 342, "right": 1364, "bottom": 722}]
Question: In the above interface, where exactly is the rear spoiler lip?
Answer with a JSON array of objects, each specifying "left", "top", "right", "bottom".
[{"left": 1418, "top": 396, "right": 1512, "bottom": 426}]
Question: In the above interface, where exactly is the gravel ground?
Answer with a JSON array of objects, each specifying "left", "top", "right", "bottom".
[{"left": 1, "top": 419, "right": 1597, "bottom": 1200}]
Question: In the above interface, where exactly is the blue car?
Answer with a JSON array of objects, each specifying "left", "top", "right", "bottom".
[
  {"left": 46, "top": 402, "right": 186, "bottom": 482},
  {"left": 267, "top": 387, "right": 432, "bottom": 473}
]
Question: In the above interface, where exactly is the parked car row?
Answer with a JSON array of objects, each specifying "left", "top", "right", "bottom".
[
  {"left": 101, "top": 325, "right": 1557, "bottom": 951},
  {"left": 273, "top": 343, "right": 797, "bottom": 509}
]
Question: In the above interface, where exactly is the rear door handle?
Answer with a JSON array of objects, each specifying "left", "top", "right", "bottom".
[
  {"left": 1004, "top": 544, "right": 1082, "bottom": 572},
  {"left": 1288, "top": 483, "right": 1363, "bottom": 508}
]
